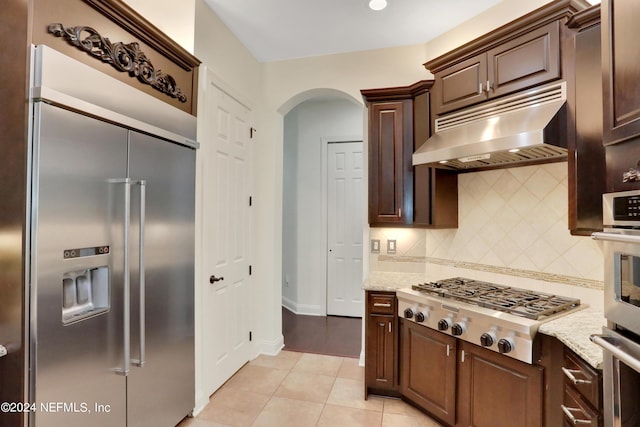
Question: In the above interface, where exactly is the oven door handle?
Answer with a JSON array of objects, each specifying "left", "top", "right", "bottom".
[
  {"left": 590, "top": 334, "right": 640, "bottom": 373},
  {"left": 591, "top": 231, "right": 640, "bottom": 245}
]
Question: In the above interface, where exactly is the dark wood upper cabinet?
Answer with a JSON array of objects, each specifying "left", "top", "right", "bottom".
[
  {"left": 362, "top": 81, "right": 458, "bottom": 228},
  {"left": 602, "top": 0, "right": 640, "bottom": 145},
  {"left": 367, "top": 100, "right": 412, "bottom": 225},
  {"left": 566, "top": 5, "right": 606, "bottom": 234},
  {"left": 487, "top": 21, "right": 560, "bottom": 99},
  {"left": 432, "top": 21, "right": 561, "bottom": 115},
  {"left": 432, "top": 54, "right": 488, "bottom": 114}
]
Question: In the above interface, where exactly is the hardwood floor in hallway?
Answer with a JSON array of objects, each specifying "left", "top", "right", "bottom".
[{"left": 281, "top": 307, "right": 362, "bottom": 358}]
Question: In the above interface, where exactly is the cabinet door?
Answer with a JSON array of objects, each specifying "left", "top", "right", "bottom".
[
  {"left": 602, "top": 0, "right": 640, "bottom": 144},
  {"left": 368, "top": 100, "right": 412, "bottom": 225},
  {"left": 365, "top": 314, "right": 396, "bottom": 392},
  {"left": 433, "top": 54, "right": 488, "bottom": 114},
  {"left": 401, "top": 320, "right": 457, "bottom": 426},
  {"left": 487, "top": 21, "right": 560, "bottom": 99},
  {"left": 457, "top": 343, "right": 543, "bottom": 427}
]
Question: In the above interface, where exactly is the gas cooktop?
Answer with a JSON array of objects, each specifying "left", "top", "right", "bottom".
[
  {"left": 411, "top": 277, "right": 580, "bottom": 320},
  {"left": 397, "top": 277, "right": 584, "bottom": 363}
]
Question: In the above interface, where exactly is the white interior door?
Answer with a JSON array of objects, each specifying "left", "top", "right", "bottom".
[
  {"left": 327, "top": 141, "right": 364, "bottom": 317},
  {"left": 201, "top": 79, "right": 253, "bottom": 396}
]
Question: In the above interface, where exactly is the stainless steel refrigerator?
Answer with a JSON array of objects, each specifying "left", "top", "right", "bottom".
[{"left": 29, "top": 46, "right": 197, "bottom": 427}]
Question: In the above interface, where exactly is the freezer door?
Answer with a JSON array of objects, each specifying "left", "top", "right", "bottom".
[
  {"left": 31, "top": 103, "right": 128, "bottom": 426},
  {"left": 127, "top": 131, "right": 195, "bottom": 427}
]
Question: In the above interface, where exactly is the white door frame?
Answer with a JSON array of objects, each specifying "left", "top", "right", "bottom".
[
  {"left": 320, "top": 135, "right": 363, "bottom": 316},
  {"left": 194, "top": 66, "right": 256, "bottom": 415}
]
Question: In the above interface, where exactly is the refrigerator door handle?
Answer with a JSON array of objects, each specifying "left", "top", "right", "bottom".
[
  {"left": 133, "top": 180, "right": 146, "bottom": 368},
  {"left": 110, "top": 177, "right": 132, "bottom": 376}
]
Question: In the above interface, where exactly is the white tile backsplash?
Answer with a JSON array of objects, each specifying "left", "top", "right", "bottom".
[{"left": 425, "top": 163, "right": 604, "bottom": 282}]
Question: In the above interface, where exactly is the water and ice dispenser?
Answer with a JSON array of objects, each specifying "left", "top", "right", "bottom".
[{"left": 62, "top": 246, "right": 110, "bottom": 324}]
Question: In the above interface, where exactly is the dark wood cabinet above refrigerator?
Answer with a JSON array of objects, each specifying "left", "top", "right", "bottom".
[{"left": 362, "top": 81, "right": 458, "bottom": 229}]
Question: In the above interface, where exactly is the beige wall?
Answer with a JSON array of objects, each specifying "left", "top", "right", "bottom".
[
  {"left": 121, "top": 0, "right": 196, "bottom": 53},
  {"left": 264, "top": 43, "right": 431, "bottom": 112}
]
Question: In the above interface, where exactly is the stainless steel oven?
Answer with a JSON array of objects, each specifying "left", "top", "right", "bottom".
[
  {"left": 591, "top": 329, "right": 640, "bottom": 427},
  {"left": 592, "top": 190, "right": 640, "bottom": 427}
]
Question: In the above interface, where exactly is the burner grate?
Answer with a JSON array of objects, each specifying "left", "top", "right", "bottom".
[
  {"left": 411, "top": 277, "right": 580, "bottom": 320},
  {"left": 508, "top": 295, "right": 580, "bottom": 320}
]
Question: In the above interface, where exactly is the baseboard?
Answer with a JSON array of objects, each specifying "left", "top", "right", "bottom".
[
  {"left": 281, "top": 295, "right": 297, "bottom": 314},
  {"left": 281, "top": 297, "right": 323, "bottom": 316},
  {"left": 191, "top": 398, "right": 208, "bottom": 418},
  {"left": 257, "top": 334, "right": 284, "bottom": 356}
]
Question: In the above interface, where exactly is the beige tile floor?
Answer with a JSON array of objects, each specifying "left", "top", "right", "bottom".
[{"left": 178, "top": 351, "right": 444, "bottom": 427}]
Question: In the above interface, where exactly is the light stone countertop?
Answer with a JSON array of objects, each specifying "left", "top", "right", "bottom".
[
  {"left": 362, "top": 271, "right": 434, "bottom": 292},
  {"left": 538, "top": 307, "right": 606, "bottom": 370},
  {"left": 364, "top": 271, "right": 606, "bottom": 370}
]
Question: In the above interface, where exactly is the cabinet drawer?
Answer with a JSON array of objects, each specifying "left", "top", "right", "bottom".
[
  {"left": 367, "top": 292, "right": 396, "bottom": 315},
  {"left": 562, "top": 384, "right": 600, "bottom": 426},
  {"left": 563, "top": 349, "right": 601, "bottom": 409}
]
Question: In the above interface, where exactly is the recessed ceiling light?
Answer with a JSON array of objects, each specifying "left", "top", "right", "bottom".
[{"left": 369, "top": 0, "right": 387, "bottom": 11}]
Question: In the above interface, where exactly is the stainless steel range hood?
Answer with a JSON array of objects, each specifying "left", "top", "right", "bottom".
[{"left": 413, "top": 81, "right": 568, "bottom": 170}]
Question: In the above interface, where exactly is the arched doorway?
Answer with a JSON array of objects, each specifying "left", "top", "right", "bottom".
[{"left": 279, "top": 89, "right": 365, "bottom": 357}]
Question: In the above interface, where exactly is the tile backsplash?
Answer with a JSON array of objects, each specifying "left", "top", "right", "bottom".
[{"left": 370, "top": 162, "right": 605, "bottom": 287}]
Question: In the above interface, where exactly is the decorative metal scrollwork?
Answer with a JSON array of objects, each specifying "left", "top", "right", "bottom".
[
  {"left": 622, "top": 161, "right": 640, "bottom": 183},
  {"left": 48, "top": 23, "right": 187, "bottom": 103}
]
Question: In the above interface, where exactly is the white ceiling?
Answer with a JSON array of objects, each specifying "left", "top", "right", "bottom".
[{"left": 202, "top": 0, "right": 507, "bottom": 62}]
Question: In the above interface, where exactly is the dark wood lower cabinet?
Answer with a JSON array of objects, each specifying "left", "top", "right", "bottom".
[
  {"left": 457, "top": 342, "right": 544, "bottom": 427},
  {"left": 365, "top": 291, "right": 399, "bottom": 397},
  {"left": 398, "top": 320, "right": 543, "bottom": 427},
  {"left": 401, "top": 319, "right": 457, "bottom": 426}
]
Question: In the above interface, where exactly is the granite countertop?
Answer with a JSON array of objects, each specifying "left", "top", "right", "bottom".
[
  {"left": 362, "top": 272, "right": 433, "bottom": 292},
  {"left": 538, "top": 307, "right": 606, "bottom": 370}
]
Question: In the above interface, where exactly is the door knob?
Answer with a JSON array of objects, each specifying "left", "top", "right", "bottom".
[{"left": 209, "top": 275, "right": 224, "bottom": 284}]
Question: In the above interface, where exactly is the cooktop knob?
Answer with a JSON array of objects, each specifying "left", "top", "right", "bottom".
[
  {"left": 437, "top": 318, "right": 451, "bottom": 331},
  {"left": 415, "top": 311, "right": 425, "bottom": 323},
  {"left": 451, "top": 322, "right": 466, "bottom": 336},
  {"left": 497, "top": 338, "right": 514, "bottom": 354},
  {"left": 403, "top": 307, "right": 415, "bottom": 319},
  {"left": 480, "top": 332, "right": 495, "bottom": 347}
]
